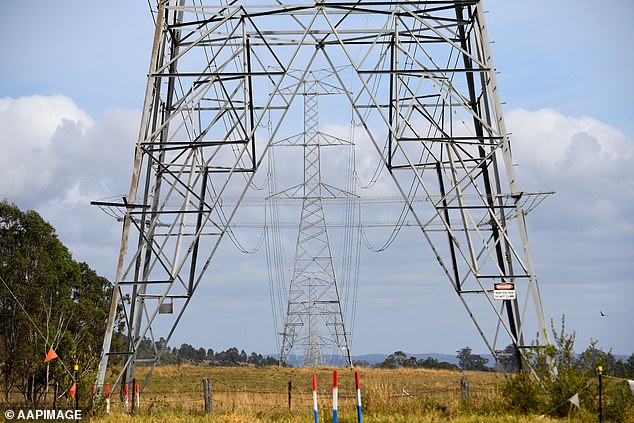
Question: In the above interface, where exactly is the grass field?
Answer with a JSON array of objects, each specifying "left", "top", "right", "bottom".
[{"left": 87, "top": 365, "right": 606, "bottom": 422}]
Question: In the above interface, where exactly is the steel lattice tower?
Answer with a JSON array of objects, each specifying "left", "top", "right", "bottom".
[
  {"left": 272, "top": 74, "right": 354, "bottom": 367},
  {"left": 95, "top": 0, "right": 552, "bottom": 393}
]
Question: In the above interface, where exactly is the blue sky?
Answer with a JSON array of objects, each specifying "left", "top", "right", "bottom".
[{"left": 1, "top": 1, "right": 632, "bottom": 357}]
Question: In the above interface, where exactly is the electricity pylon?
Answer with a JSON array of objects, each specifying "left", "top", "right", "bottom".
[
  {"left": 271, "top": 73, "right": 354, "bottom": 367},
  {"left": 95, "top": 0, "right": 552, "bottom": 393}
]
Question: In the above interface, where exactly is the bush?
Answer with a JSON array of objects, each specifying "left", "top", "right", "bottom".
[
  {"left": 603, "top": 378, "right": 634, "bottom": 422},
  {"left": 501, "top": 315, "right": 634, "bottom": 421},
  {"left": 501, "top": 372, "right": 544, "bottom": 413}
]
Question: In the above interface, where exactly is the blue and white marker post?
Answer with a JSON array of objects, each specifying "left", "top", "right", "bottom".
[
  {"left": 312, "top": 373, "right": 319, "bottom": 423},
  {"left": 332, "top": 370, "right": 339, "bottom": 423},
  {"left": 355, "top": 371, "right": 363, "bottom": 423}
]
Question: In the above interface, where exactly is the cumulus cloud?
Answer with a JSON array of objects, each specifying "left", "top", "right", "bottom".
[
  {"left": 507, "top": 108, "right": 632, "bottom": 178},
  {"left": 0, "top": 95, "right": 92, "bottom": 200},
  {"left": 0, "top": 95, "right": 139, "bottom": 276},
  {"left": 506, "top": 108, "right": 634, "bottom": 235},
  {"left": 0, "top": 95, "right": 138, "bottom": 206}
]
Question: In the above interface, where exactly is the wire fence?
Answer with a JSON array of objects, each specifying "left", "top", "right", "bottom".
[
  {"left": 0, "top": 369, "right": 504, "bottom": 417},
  {"left": 98, "top": 374, "right": 502, "bottom": 416},
  {"left": 3, "top": 368, "right": 631, "bottom": 420}
]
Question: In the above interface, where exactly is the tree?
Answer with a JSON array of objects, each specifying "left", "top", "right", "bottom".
[
  {"left": 155, "top": 338, "right": 177, "bottom": 365},
  {"left": 381, "top": 351, "right": 409, "bottom": 368},
  {"left": 0, "top": 201, "right": 117, "bottom": 405},
  {"left": 177, "top": 343, "right": 197, "bottom": 362},
  {"left": 215, "top": 347, "right": 242, "bottom": 365},
  {"left": 248, "top": 352, "right": 262, "bottom": 366},
  {"left": 616, "top": 353, "right": 634, "bottom": 378},
  {"left": 576, "top": 339, "right": 616, "bottom": 376},
  {"left": 261, "top": 356, "right": 279, "bottom": 366},
  {"left": 196, "top": 347, "right": 207, "bottom": 361},
  {"left": 456, "top": 347, "right": 489, "bottom": 371},
  {"left": 378, "top": 352, "right": 459, "bottom": 370},
  {"left": 416, "top": 357, "right": 459, "bottom": 371}
]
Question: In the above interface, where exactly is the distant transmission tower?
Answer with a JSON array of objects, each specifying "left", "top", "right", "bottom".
[
  {"left": 271, "top": 72, "right": 354, "bottom": 367},
  {"left": 94, "top": 0, "right": 553, "bottom": 394}
]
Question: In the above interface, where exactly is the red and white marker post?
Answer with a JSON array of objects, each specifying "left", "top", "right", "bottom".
[
  {"left": 105, "top": 383, "right": 111, "bottom": 416},
  {"left": 332, "top": 370, "right": 339, "bottom": 423},
  {"left": 312, "top": 373, "right": 319, "bottom": 423},
  {"left": 124, "top": 382, "right": 129, "bottom": 413},
  {"left": 355, "top": 371, "right": 363, "bottom": 423}
]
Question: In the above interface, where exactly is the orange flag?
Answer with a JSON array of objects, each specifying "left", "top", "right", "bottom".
[
  {"left": 70, "top": 382, "right": 77, "bottom": 399},
  {"left": 44, "top": 347, "right": 58, "bottom": 363}
]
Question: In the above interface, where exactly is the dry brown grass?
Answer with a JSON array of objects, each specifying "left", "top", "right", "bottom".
[{"left": 90, "top": 365, "right": 580, "bottom": 422}]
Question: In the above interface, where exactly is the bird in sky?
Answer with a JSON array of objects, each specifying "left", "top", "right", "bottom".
[{"left": 600, "top": 311, "right": 608, "bottom": 317}]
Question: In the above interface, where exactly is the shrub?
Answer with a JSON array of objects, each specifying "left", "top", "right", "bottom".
[
  {"left": 501, "top": 372, "right": 544, "bottom": 413},
  {"left": 502, "top": 315, "right": 634, "bottom": 421}
]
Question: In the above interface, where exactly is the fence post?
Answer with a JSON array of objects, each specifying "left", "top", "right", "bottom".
[
  {"left": 203, "top": 377, "right": 212, "bottom": 414},
  {"left": 288, "top": 380, "right": 292, "bottom": 411},
  {"left": 460, "top": 376, "right": 469, "bottom": 401}
]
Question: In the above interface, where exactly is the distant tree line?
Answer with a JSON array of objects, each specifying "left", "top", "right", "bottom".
[
  {"left": 374, "top": 341, "right": 634, "bottom": 378},
  {"left": 136, "top": 336, "right": 634, "bottom": 375},
  {"left": 132, "top": 337, "right": 279, "bottom": 367},
  {"left": 372, "top": 348, "right": 484, "bottom": 371},
  {"left": 371, "top": 351, "right": 460, "bottom": 370}
]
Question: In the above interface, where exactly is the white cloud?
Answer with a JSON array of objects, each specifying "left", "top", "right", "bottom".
[
  {"left": 506, "top": 108, "right": 634, "bottom": 235},
  {"left": 0, "top": 95, "right": 139, "bottom": 207},
  {"left": 0, "top": 95, "right": 139, "bottom": 276},
  {"left": 0, "top": 95, "right": 93, "bottom": 200},
  {"left": 0, "top": 95, "right": 92, "bottom": 145},
  {"left": 507, "top": 108, "right": 632, "bottom": 173}
]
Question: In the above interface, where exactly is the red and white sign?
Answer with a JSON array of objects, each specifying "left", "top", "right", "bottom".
[{"left": 494, "top": 282, "right": 516, "bottom": 300}]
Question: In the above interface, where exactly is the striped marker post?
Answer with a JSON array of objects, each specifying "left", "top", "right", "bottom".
[
  {"left": 355, "top": 372, "right": 363, "bottom": 423},
  {"left": 105, "top": 383, "right": 111, "bottom": 416},
  {"left": 312, "top": 374, "right": 319, "bottom": 423},
  {"left": 332, "top": 370, "right": 338, "bottom": 423},
  {"left": 124, "top": 382, "right": 129, "bottom": 413}
]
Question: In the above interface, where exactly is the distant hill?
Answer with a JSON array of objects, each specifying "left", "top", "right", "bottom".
[{"left": 351, "top": 354, "right": 388, "bottom": 365}]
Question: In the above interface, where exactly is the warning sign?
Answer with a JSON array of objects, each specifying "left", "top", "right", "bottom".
[{"left": 494, "top": 282, "right": 516, "bottom": 300}]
